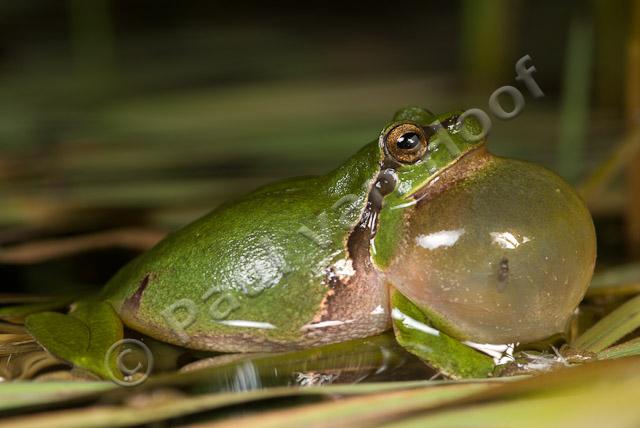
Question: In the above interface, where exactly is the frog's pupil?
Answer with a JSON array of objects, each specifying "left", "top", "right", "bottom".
[{"left": 397, "top": 132, "right": 421, "bottom": 150}]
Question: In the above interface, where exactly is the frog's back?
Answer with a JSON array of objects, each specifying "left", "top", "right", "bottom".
[{"left": 102, "top": 142, "right": 390, "bottom": 352}]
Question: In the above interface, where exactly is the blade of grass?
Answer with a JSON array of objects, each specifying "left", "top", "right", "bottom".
[
  {"left": 193, "top": 356, "right": 640, "bottom": 428},
  {"left": 0, "top": 228, "right": 165, "bottom": 265},
  {"left": 557, "top": 11, "right": 593, "bottom": 183},
  {"left": 0, "top": 381, "right": 502, "bottom": 428},
  {"left": 579, "top": 128, "right": 640, "bottom": 204},
  {"left": 199, "top": 383, "right": 497, "bottom": 428},
  {"left": 3, "top": 356, "right": 639, "bottom": 428},
  {"left": 0, "top": 382, "right": 115, "bottom": 412},
  {"left": 573, "top": 294, "right": 640, "bottom": 352},
  {"left": 586, "top": 262, "right": 640, "bottom": 297},
  {"left": 597, "top": 337, "right": 640, "bottom": 360},
  {"left": 1, "top": 351, "right": 66, "bottom": 382},
  {"left": 0, "top": 322, "right": 27, "bottom": 334},
  {"left": 626, "top": 0, "right": 640, "bottom": 257},
  {"left": 385, "top": 375, "right": 640, "bottom": 428}
]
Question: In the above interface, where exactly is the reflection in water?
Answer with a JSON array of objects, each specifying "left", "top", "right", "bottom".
[
  {"left": 295, "top": 371, "right": 338, "bottom": 386},
  {"left": 415, "top": 229, "right": 465, "bottom": 250},
  {"left": 232, "top": 361, "right": 262, "bottom": 391},
  {"left": 177, "top": 333, "right": 435, "bottom": 394}
]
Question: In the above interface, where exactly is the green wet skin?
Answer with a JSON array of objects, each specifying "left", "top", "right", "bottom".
[
  {"left": 27, "top": 106, "right": 596, "bottom": 379},
  {"left": 101, "top": 141, "right": 382, "bottom": 349}
]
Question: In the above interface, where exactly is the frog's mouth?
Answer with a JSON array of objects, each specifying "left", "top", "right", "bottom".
[{"left": 384, "top": 150, "right": 597, "bottom": 345}]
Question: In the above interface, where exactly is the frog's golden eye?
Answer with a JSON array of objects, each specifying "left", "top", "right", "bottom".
[{"left": 384, "top": 123, "right": 428, "bottom": 164}]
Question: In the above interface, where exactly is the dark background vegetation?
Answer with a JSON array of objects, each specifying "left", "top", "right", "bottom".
[{"left": 0, "top": 0, "right": 638, "bottom": 294}]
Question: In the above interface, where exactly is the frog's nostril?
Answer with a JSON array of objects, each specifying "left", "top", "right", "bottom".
[{"left": 386, "top": 154, "right": 596, "bottom": 345}]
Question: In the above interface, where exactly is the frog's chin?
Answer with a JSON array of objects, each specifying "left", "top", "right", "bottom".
[{"left": 386, "top": 151, "right": 596, "bottom": 345}]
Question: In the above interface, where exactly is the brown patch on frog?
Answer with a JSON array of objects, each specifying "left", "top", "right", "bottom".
[
  {"left": 411, "top": 145, "right": 491, "bottom": 205},
  {"left": 123, "top": 273, "right": 152, "bottom": 313},
  {"left": 308, "top": 192, "right": 390, "bottom": 340}
]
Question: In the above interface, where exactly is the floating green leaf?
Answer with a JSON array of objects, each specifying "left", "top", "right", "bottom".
[{"left": 24, "top": 300, "right": 123, "bottom": 379}]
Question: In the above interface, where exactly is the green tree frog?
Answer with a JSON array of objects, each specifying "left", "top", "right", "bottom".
[{"left": 100, "top": 107, "right": 596, "bottom": 378}]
